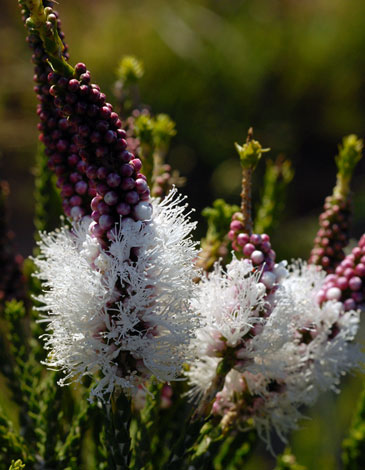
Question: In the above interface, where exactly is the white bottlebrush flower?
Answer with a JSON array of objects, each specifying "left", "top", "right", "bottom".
[
  {"left": 190, "top": 256, "right": 267, "bottom": 355},
  {"left": 243, "top": 261, "right": 362, "bottom": 398},
  {"left": 187, "top": 259, "right": 363, "bottom": 450},
  {"left": 33, "top": 189, "right": 200, "bottom": 400},
  {"left": 266, "top": 262, "right": 362, "bottom": 398}
]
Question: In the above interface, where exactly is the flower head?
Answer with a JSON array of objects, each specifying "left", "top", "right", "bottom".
[
  {"left": 34, "top": 189, "right": 199, "bottom": 400},
  {"left": 188, "top": 259, "right": 363, "bottom": 450},
  {"left": 190, "top": 256, "right": 267, "bottom": 356}
]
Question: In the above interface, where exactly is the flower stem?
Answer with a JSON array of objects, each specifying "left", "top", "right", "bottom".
[
  {"left": 240, "top": 166, "right": 253, "bottom": 235},
  {"left": 164, "top": 415, "right": 206, "bottom": 470},
  {"left": 104, "top": 392, "right": 132, "bottom": 470},
  {"left": 22, "top": 0, "right": 74, "bottom": 77},
  {"left": 235, "top": 128, "right": 270, "bottom": 235}
]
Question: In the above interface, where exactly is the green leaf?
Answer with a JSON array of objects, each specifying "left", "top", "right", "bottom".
[
  {"left": 342, "top": 386, "right": 365, "bottom": 470},
  {"left": 9, "top": 460, "right": 26, "bottom": 470},
  {"left": 104, "top": 392, "right": 132, "bottom": 470},
  {"left": 334, "top": 134, "right": 363, "bottom": 197},
  {"left": 0, "top": 406, "right": 30, "bottom": 466},
  {"left": 117, "top": 56, "right": 144, "bottom": 86},
  {"left": 254, "top": 156, "right": 294, "bottom": 235},
  {"left": 235, "top": 139, "right": 270, "bottom": 171}
]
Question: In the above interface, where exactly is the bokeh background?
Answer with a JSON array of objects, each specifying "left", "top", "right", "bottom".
[{"left": 2, "top": 0, "right": 365, "bottom": 468}]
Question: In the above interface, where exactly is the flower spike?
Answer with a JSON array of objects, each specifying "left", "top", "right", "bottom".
[
  {"left": 19, "top": 2, "right": 201, "bottom": 401},
  {"left": 309, "top": 135, "right": 363, "bottom": 273}
]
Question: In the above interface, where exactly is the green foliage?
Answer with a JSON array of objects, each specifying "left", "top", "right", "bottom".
[
  {"left": 254, "top": 156, "right": 294, "bottom": 235},
  {"left": 197, "top": 199, "right": 239, "bottom": 271},
  {"left": 132, "top": 111, "right": 179, "bottom": 194},
  {"left": 165, "top": 415, "right": 207, "bottom": 470},
  {"left": 134, "top": 113, "right": 176, "bottom": 151},
  {"left": 57, "top": 396, "right": 94, "bottom": 470},
  {"left": 33, "top": 144, "right": 62, "bottom": 236},
  {"left": 9, "top": 460, "right": 26, "bottom": 470},
  {"left": 202, "top": 199, "right": 240, "bottom": 242},
  {"left": 0, "top": 299, "right": 92, "bottom": 469},
  {"left": 188, "top": 424, "right": 257, "bottom": 470},
  {"left": 130, "top": 381, "right": 194, "bottom": 470},
  {"left": 117, "top": 56, "right": 144, "bottom": 87},
  {"left": 342, "top": 386, "right": 365, "bottom": 470},
  {"left": 104, "top": 392, "right": 132, "bottom": 470},
  {"left": 131, "top": 382, "right": 166, "bottom": 469},
  {"left": 213, "top": 430, "right": 257, "bottom": 470},
  {"left": 0, "top": 405, "right": 30, "bottom": 467},
  {"left": 334, "top": 134, "right": 363, "bottom": 197},
  {"left": 1, "top": 300, "right": 31, "bottom": 408},
  {"left": 0, "top": 179, "right": 26, "bottom": 309},
  {"left": 153, "top": 114, "right": 177, "bottom": 150},
  {"left": 188, "top": 421, "right": 225, "bottom": 470},
  {"left": 134, "top": 114, "right": 155, "bottom": 147},
  {"left": 235, "top": 135, "right": 270, "bottom": 171}
]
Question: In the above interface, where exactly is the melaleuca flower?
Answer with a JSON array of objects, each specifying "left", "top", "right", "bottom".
[
  {"left": 33, "top": 189, "right": 200, "bottom": 400},
  {"left": 188, "top": 259, "right": 363, "bottom": 450},
  {"left": 211, "top": 369, "right": 303, "bottom": 449},
  {"left": 186, "top": 255, "right": 285, "bottom": 408},
  {"left": 190, "top": 256, "right": 268, "bottom": 358},
  {"left": 247, "top": 262, "right": 362, "bottom": 395}
]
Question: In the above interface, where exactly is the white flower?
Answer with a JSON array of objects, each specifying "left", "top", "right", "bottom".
[
  {"left": 187, "top": 259, "right": 363, "bottom": 450},
  {"left": 190, "top": 256, "right": 267, "bottom": 355},
  {"left": 242, "top": 261, "right": 362, "bottom": 400},
  {"left": 33, "top": 189, "right": 200, "bottom": 400}
]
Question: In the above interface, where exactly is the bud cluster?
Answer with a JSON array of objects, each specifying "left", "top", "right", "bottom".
[
  {"left": 228, "top": 212, "right": 280, "bottom": 291},
  {"left": 22, "top": 4, "right": 94, "bottom": 219},
  {"left": 44, "top": 63, "right": 152, "bottom": 243},
  {"left": 309, "top": 134, "right": 363, "bottom": 274},
  {"left": 319, "top": 234, "right": 365, "bottom": 310},
  {"left": 309, "top": 194, "right": 351, "bottom": 273}
]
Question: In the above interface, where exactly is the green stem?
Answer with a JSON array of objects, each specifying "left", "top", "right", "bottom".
[
  {"left": 235, "top": 129, "right": 270, "bottom": 235},
  {"left": 216, "top": 430, "right": 257, "bottom": 470},
  {"left": 164, "top": 416, "right": 206, "bottom": 470},
  {"left": 240, "top": 168, "right": 253, "bottom": 235},
  {"left": 104, "top": 392, "right": 132, "bottom": 470},
  {"left": 23, "top": 0, "right": 74, "bottom": 77}
]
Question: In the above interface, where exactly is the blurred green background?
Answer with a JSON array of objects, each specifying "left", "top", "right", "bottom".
[{"left": 2, "top": 0, "right": 365, "bottom": 468}]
